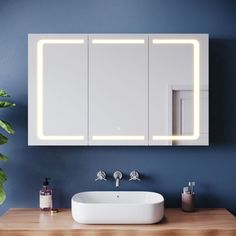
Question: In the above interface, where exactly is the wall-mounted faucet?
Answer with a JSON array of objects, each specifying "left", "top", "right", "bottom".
[
  {"left": 113, "top": 171, "right": 123, "bottom": 188},
  {"left": 95, "top": 170, "right": 107, "bottom": 181},
  {"left": 95, "top": 170, "right": 140, "bottom": 188}
]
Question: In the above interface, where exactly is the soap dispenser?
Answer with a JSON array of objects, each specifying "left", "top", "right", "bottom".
[{"left": 39, "top": 178, "right": 52, "bottom": 211}]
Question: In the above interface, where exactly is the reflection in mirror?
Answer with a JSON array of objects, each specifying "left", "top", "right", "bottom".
[{"left": 149, "top": 35, "right": 208, "bottom": 145}]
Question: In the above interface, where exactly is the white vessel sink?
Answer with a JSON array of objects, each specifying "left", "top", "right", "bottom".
[{"left": 71, "top": 191, "right": 164, "bottom": 224}]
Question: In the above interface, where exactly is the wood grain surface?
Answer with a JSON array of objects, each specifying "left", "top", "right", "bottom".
[{"left": 0, "top": 208, "right": 235, "bottom": 236}]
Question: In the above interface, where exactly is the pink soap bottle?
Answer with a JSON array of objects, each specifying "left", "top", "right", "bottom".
[{"left": 39, "top": 178, "right": 52, "bottom": 211}]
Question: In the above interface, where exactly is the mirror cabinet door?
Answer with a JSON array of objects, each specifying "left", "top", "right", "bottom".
[
  {"left": 28, "top": 35, "right": 88, "bottom": 145},
  {"left": 89, "top": 35, "right": 148, "bottom": 145},
  {"left": 149, "top": 34, "right": 208, "bottom": 145}
]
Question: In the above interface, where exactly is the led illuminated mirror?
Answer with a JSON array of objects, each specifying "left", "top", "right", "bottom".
[
  {"left": 28, "top": 34, "right": 208, "bottom": 146},
  {"left": 149, "top": 35, "right": 208, "bottom": 145}
]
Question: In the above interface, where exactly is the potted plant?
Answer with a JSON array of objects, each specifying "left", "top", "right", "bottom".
[{"left": 0, "top": 89, "right": 15, "bottom": 205}]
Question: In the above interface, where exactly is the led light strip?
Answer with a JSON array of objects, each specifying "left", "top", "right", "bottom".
[
  {"left": 92, "top": 136, "right": 145, "bottom": 141},
  {"left": 152, "top": 39, "right": 200, "bottom": 141},
  {"left": 37, "top": 39, "right": 85, "bottom": 141},
  {"left": 92, "top": 39, "right": 145, "bottom": 44}
]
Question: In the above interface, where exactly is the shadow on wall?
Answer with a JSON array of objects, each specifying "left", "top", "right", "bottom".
[
  {"left": 198, "top": 183, "right": 222, "bottom": 208},
  {"left": 209, "top": 39, "right": 236, "bottom": 146}
]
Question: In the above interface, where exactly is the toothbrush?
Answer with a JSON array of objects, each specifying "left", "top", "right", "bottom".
[
  {"left": 188, "top": 182, "right": 192, "bottom": 193},
  {"left": 183, "top": 186, "right": 190, "bottom": 194},
  {"left": 188, "top": 181, "right": 195, "bottom": 194},
  {"left": 192, "top": 181, "right": 195, "bottom": 193}
]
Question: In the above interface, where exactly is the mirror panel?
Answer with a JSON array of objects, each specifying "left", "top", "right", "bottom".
[
  {"left": 149, "top": 34, "right": 208, "bottom": 145},
  {"left": 89, "top": 35, "right": 148, "bottom": 145},
  {"left": 28, "top": 34, "right": 88, "bottom": 145}
]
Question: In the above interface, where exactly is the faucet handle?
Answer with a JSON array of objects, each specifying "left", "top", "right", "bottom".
[
  {"left": 129, "top": 170, "right": 141, "bottom": 181},
  {"left": 95, "top": 170, "right": 107, "bottom": 181}
]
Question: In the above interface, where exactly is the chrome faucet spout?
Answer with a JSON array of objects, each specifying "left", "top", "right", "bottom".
[
  {"left": 116, "top": 178, "right": 120, "bottom": 188},
  {"left": 113, "top": 171, "right": 123, "bottom": 188}
]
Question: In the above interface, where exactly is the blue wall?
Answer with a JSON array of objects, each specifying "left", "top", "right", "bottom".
[{"left": 0, "top": 0, "right": 236, "bottom": 215}]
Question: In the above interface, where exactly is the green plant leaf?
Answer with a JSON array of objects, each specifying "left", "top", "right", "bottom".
[
  {"left": 0, "top": 90, "right": 9, "bottom": 97},
  {"left": 0, "top": 169, "right": 7, "bottom": 184},
  {"left": 0, "top": 120, "right": 15, "bottom": 134},
  {"left": 0, "top": 184, "right": 6, "bottom": 205},
  {"left": 0, "top": 133, "right": 8, "bottom": 145},
  {"left": 0, "top": 153, "right": 8, "bottom": 162},
  {"left": 0, "top": 101, "right": 16, "bottom": 108}
]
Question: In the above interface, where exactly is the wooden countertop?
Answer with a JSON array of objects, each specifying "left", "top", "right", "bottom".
[{"left": 0, "top": 208, "right": 235, "bottom": 236}]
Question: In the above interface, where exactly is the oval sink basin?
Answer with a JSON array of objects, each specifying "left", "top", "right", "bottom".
[{"left": 71, "top": 191, "right": 164, "bottom": 224}]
